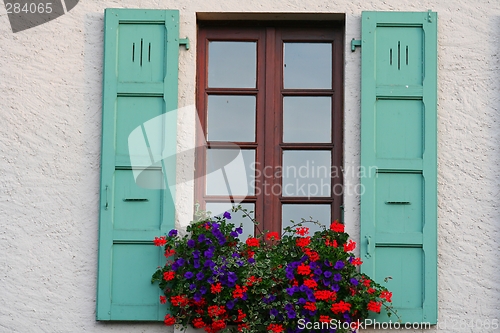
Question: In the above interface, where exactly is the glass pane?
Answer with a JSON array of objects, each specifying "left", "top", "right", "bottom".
[
  {"left": 282, "top": 151, "right": 331, "bottom": 197},
  {"left": 208, "top": 96, "right": 256, "bottom": 142},
  {"left": 206, "top": 203, "right": 255, "bottom": 240},
  {"left": 283, "top": 97, "right": 331, "bottom": 143},
  {"left": 208, "top": 42, "right": 257, "bottom": 88},
  {"left": 282, "top": 204, "right": 331, "bottom": 234},
  {"left": 206, "top": 149, "right": 255, "bottom": 196},
  {"left": 283, "top": 43, "right": 332, "bottom": 89}
]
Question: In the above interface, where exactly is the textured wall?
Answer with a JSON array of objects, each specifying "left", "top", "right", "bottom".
[{"left": 0, "top": 0, "right": 499, "bottom": 332}]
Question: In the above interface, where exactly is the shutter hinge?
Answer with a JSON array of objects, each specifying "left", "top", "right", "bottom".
[
  {"left": 179, "top": 37, "right": 190, "bottom": 50},
  {"left": 351, "top": 38, "right": 361, "bottom": 52},
  {"left": 427, "top": 9, "right": 433, "bottom": 23}
]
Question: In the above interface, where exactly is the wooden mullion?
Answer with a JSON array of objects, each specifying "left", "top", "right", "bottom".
[{"left": 205, "top": 88, "right": 259, "bottom": 95}]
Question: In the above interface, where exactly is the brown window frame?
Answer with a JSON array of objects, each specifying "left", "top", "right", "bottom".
[{"left": 195, "top": 21, "right": 344, "bottom": 234}]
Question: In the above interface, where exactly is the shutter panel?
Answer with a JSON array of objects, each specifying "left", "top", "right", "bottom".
[
  {"left": 360, "top": 11, "right": 437, "bottom": 324},
  {"left": 97, "top": 9, "right": 180, "bottom": 321}
]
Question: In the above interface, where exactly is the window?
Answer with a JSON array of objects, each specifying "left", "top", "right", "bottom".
[
  {"left": 195, "top": 22, "right": 344, "bottom": 235},
  {"left": 97, "top": 9, "right": 437, "bottom": 324}
]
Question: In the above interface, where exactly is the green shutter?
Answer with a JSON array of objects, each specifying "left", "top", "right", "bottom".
[
  {"left": 97, "top": 8, "right": 180, "bottom": 321},
  {"left": 360, "top": 11, "right": 437, "bottom": 324}
]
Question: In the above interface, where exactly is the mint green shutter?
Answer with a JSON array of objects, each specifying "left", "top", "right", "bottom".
[
  {"left": 97, "top": 9, "right": 180, "bottom": 321},
  {"left": 360, "top": 11, "right": 437, "bottom": 324}
]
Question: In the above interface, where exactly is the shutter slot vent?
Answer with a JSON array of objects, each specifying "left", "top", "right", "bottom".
[
  {"left": 398, "top": 41, "right": 401, "bottom": 70},
  {"left": 123, "top": 198, "right": 149, "bottom": 202},
  {"left": 385, "top": 201, "right": 411, "bottom": 205},
  {"left": 140, "top": 38, "right": 143, "bottom": 66}
]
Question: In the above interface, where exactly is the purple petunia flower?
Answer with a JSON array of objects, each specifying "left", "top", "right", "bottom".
[
  {"left": 331, "top": 284, "right": 340, "bottom": 292},
  {"left": 204, "top": 249, "right": 214, "bottom": 259},
  {"left": 226, "top": 300, "right": 235, "bottom": 309},
  {"left": 223, "top": 211, "right": 231, "bottom": 219},
  {"left": 285, "top": 304, "right": 294, "bottom": 311},
  {"left": 189, "top": 283, "right": 196, "bottom": 290},
  {"left": 287, "top": 311, "right": 296, "bottom": 319},
  {"left": 334, "top": 273, "right": 342, "bottom": 282},
  {"left": 196, "top": 272, "right": 204, "bottom": 281},
  {"left": 184, "top": 271, "right": 194, "bottom": 279},
  {"left": 193, "top": 293, "right": 202, "bottom": 302},
  {"left": 299, "top": 285, "right": 309, "bottom": 293},
  {"left": 334, "top": 260, "right": 345, "bottom": 270},
  {"left": 298, "top": 298, "right": 306, "bottom": 305},
  {"left": 350, "top": 278, "right": 358, "bottom": 286},
  {"left": 263, "top": 295, "right": 276, "bottom": 304},
  {"left": 270, "top": 309, "right": 279, "bottom": 317},
  {"left": 248, "top": 258, "right": 255, "bottom": 264},
  {"left": 230, "top": 231, "right": 238, "bottom": 238},
  {"left": 204, "top": 260, "right": 215, "bottom": 269},
  {"left": 200, "top": 286, "right": 207, "bottom": 294},
  {"left": 168, "top": 229, "right": 178, "bottom": 237},
  {"left": 324, "top": 270, "right": 332, "bottom": 278},
  {"left": 198, "top": 234, "right": 206, "bottom": 243},
  {"left": 227, "top": 272, "right": 237, "bottom": 284},
  {"left": 235, "top": 227, "right": 243, "bottom": 234},
  {"left": 187, "top": 239, "right": 195, "bottom": 248}
]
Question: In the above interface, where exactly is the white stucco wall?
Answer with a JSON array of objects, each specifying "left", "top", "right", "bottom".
[{"left": 0, "top": 0, "right": 499, "bottom": 332}]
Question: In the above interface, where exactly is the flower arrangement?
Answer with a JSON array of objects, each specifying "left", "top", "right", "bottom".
[{"left": 152, "top": 207, "right": 394, "bottom": 333}]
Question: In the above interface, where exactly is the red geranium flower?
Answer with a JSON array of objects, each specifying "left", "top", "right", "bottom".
[
  {"left": 210, "top": 282, "right": 222, "bottom": 294},
  {"left": 331, "top": 300, "right": 351, "bottom": 314},
  {"left": 192, "top": 317, "right": 205, "bottom": 328},
  {"left": 296, "top": 236, "right": 311, "bottom": 247},
  {"left": 267, "top": 323, "right": 284, "bottom": 333},
  {"left": 367, "top": 301, "right": 382, "bottom": 313},
  {"left": 351, "top": 257, "right": 363, "bottom": 266},
  {"left": 297, "top": 263, "right": 311, "bottom": 275},
  {"left": 164, "top": 314, "right": 175, "bottom": 325},
  {"left": 380, "top": 290, "right": 392, "bottom": 302},
  {"left": 330, "top": 220, "right": 344, "bottom": 232},
  {"left": 266, "top": 232, "right": 280, "bottom": 240},
  {"left": 296, "top": 227, "right": 309, "bottom": 236},
  {"left": 154, "top": 236, "right": 166, "bottom": 246},
  {"left": 163, "top": 271, "right": 175, "bottom": 281},
  {"left": 246, "top": 237, "right": 260, "bottom": 247},
  {"left": 343, "top": 240, "right": 356, "bottom": 252}
]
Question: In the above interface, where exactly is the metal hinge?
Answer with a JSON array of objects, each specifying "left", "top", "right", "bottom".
[
  {"left": 179, "top": 37, "right": 190, "bottom": 50},
  {"left": 351, "top": 38, "right": 361, "bottom": 52}
]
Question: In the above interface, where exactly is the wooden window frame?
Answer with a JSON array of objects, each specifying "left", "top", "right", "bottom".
[{"left": 195, "top": 21, "right": 344, "bottom": 234}]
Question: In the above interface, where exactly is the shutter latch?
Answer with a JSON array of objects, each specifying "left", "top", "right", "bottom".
[
  {"left": 351, "top": 38, "right": 361, "bottom": 52},
  {"left": 179, "top": 37, "right": 190, "bottom": 50}
]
